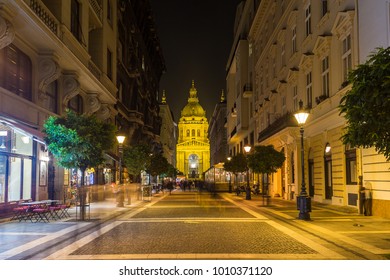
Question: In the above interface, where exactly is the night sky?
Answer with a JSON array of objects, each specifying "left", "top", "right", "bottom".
[{"left": 150, "top": 0, "right": 243, "bottom": 121}]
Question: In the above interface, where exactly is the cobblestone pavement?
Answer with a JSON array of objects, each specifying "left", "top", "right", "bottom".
[{"left": 1, "top": 189, "right": 390, "bottom": 260}]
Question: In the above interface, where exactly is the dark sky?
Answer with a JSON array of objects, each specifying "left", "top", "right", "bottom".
[{"left": 149, "top": 0, "right": 243, "bottom": 121}]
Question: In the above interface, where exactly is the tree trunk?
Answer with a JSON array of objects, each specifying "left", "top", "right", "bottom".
[{"left": 79, "top": 168, "right": 86, "bottom": 221}]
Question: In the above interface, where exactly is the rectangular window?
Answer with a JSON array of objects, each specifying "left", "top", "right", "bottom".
[
  {"left": 345, "top": 148, "right": 357, "bottom": 184},
  {"left": 322, "top": 56, "right": 330, "bottom": 97},
  {"left": 292, "top": 26, "right": 297, "bottom": 53},
  {"left": 305, "top": 4, "right": 312, "bottom": 37},
  {"left": 281, "top": 43, "right": 286, "bottom": 67},
  {"left": 107, "top": 0, "right": 112, "bottom": 24},
  {"left": 42, "top": 81, "right": 58, "bottom": 113},
  {"left": 293, "top": 85, "right": 298, "bottom": 111},
  {"left": 71, "top": 0, "right": 82, "bottom": 42},
  {"left": 342, "top": 34, "right": 352, "bottom": 82},
  {"left": 8, "top": 157, "right": 21, "bottom": 201},
  {"left": 306, "top": 72, "right": 312, "bottom": 108},
  {"left": 0, "top": 155, "right": 6, "bottom": 203},
  {"left": 107, "top": 48, "right": 112, "bottom": 80},
  {"left": 322, "top": 0, "right": 328, "bottom": 17},
  {"left": 0, "top": 45, "right": 32, "bottom": 101},
  {"left": 68, "top": 95, "right": 83, "bottom": 114}
]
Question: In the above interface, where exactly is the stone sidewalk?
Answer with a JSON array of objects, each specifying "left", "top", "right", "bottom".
[{"left": 1, "top": 190, "right": 390, "bottom": 260}]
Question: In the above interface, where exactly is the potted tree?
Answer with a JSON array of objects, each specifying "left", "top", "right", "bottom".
[{"left": 43, "top": 110, "right": 116, "bottom": 220}]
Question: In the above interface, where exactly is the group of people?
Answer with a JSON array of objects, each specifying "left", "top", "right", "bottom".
[{"left": 178, "top": 179, "right": 204, "bottom": 192}]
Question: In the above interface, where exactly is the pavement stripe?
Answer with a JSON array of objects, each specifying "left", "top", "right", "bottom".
[
  {"left": 58, "top": 253, "right": 327, "bottom": 260},
  {"left": 294, "top": 220, "right": 390, "bottom": 255},
  {"left": 0, "top": 223, "right": 90, "bottom": 259}
]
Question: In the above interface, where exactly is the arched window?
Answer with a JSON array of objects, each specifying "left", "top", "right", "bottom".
[
  {"left": 186, "top": 130, "right": 190, "bottom": 137},
  {"left": 197, "top": 129, "right": 200, "bottom": 137},
  {"left": 0, "top": 44, "right": 32, "bottom": 101},
  {"left": 192, "top": 129, "right": 195, "bottom": 137}
]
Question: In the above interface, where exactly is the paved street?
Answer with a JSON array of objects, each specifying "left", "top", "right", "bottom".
[{"left": 1, "top": 189, "right": 390, "bottom": 260}]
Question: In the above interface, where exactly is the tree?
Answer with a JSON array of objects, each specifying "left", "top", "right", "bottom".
[
  {"left": 43, "top": 110, "right": 116, "bottom": 220},
  {"left": 122, "top": 143, "right": 151, "bottom": 182},
  {"left": 165, "top": 163, "right": 179, "bottom": 179},
  {"left": 223, "top": 153, "right": 248, "bottom": 189},
  {"left": 247, "top": 145, "right": 285, "bottom": 194},
  {"left": 147, "top": 153, "right": 169, "bottom": 180},
  {"left": 339, "top": 47, "right": 390, "bottom": 161}
]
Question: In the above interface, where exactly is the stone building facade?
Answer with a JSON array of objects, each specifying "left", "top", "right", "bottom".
[
  {"left": 227, "top": 0, "right": 390, "bottom": 217},
  {"left": 0, "top": 0, "right": 164, "bottom": 215}
]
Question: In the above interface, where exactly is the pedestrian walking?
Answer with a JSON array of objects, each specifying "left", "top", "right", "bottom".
[
  {"left": 360, "top": 184, "right": 372, "bottom": 216},
  {"left": 364, "top": 184, "right": 372, "bottom": 216}
]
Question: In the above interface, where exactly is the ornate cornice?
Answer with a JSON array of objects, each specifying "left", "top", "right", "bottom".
[
  {"left": 0, "top": 15, "right": 14, "bottom": 49},
  {"left": 38, "top": 57, "right": 61, "bottom": 100},
  {"left": 62, "top": 74, "right": 80, "bottom": 106}
]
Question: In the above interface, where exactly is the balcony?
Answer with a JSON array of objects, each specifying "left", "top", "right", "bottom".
[
  {"left": 25, "top": 0, "right": 60, "bottom": 37},
  {"left": 243, "top": 83, "right": 253, "bottom": 98},
  {"left": 257, "top": 112, "right": 297, "bottom": 142},
  {"left": 89, "top": 0, "right": 103, "bottom": 29}
]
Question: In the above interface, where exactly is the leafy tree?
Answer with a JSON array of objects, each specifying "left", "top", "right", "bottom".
[
  {"left": 122, "top": 143, "right": 151, "bottom": 182},
  {"left": 165, "top": 163, "right": 179, "bottom": 179},
  {"left": 248, "top": 145, "right": 285, "bottom": 196},
  {"left": 339, "top": 47, "right": 390, "bottom": 161},
  {"left": 43, "top": 110, "right": 116, "bottom": 220},
  {"left": 248, "top": 145, "right": 285, "bottom": 174},
  {"left": 224, "top": 153, "right": 251, "bottom": 200},
  {"left": 223, "top": 153, "right": 247, "bottom": 175},
  {"left": 147, "top": 153, "right": 169, "bottom": 179}
]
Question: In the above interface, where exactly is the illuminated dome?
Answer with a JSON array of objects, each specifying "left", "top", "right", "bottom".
[{"left": 181, "top": 80, "right": 206, "bottom": 118}]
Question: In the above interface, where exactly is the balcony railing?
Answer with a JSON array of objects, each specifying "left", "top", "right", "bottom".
[
  {"left": 89, "top": 0, "right": 103, "bottom": 22},
  {"left": 25, "top": 0, "right": 60, "bottom": 36},
  {"left": 257, "top": 112, "right": 297, "bottom": 142}
]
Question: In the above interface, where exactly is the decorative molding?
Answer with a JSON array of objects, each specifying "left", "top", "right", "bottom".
[
  {"left": 86, "top": 93, "right": 101, "bottom": 114},
  {"left": 0, "top": 15, "right": 14, "bottom": 49},
  {"left": 287, "top": 68, "right": 299, "bottom": 84},
  {"left": 313, "top": 35, "right": 332, "bottom": 59},
  {"left": 38, "top": 57, "right": 61, "bottom": 100},
  {"left": 96, "top": 104, "right": 111, "bottom": 120},
  {"left": 298, "top": 52, "right": 314, "bottom": 73},
  {"left": 331, "top": 11, "right": 355, "bottom": 40},
  {"left": 62, "top": 74, "right": 80, "bottom": 106},
  {"left": 287, "top": 10, "right": 298, "bottom": 28}
]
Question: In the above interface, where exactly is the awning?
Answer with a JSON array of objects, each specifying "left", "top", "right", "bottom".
[{"left": 0, "top": 113, "right": 45, "bottom": 143}]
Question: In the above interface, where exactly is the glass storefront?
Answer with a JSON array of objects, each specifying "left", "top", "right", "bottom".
[{"left": 0, "top": 122, "right": 34, "bottom": 204}]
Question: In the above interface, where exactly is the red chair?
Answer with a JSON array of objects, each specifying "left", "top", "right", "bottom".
[
  {"left": 10, "top": 206, "right": 29, "bottom": 222},
  {"left": 32, "top": 206, "right": 50, "bottom": 223},
  {"left": 57, "top": 204, "right": 71, "bottom": 218}
]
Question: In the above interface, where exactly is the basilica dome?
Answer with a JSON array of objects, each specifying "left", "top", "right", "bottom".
[{"left": 180, "top": 81, "right": 206, "bottom": 118}]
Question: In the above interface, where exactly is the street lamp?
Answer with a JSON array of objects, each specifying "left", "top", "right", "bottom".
[
  {"left": 244, "top": 145, "right": 252, "bottom": 200},
  {"left": 227, "top": 156, "right": 232, "bottom": 193},
  {"left": 294, "top": 100, "right": 311, "bottom": 220},
  {"left": 116, "top": 133, "right": 126, "bottom": 207}
]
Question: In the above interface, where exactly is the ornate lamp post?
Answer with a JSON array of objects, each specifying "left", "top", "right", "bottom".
[
  {"left": 243, "top": 145, "right": 252, "bottom": 200},
  {"left": 116, "top": 133, "right": 126, "bottom": 207},
  {"left": 294, "top": 100, "right": 311, "bottom": 220},
  {"left": 227, "top": 156, "right": 232, "bottom": 193}
]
